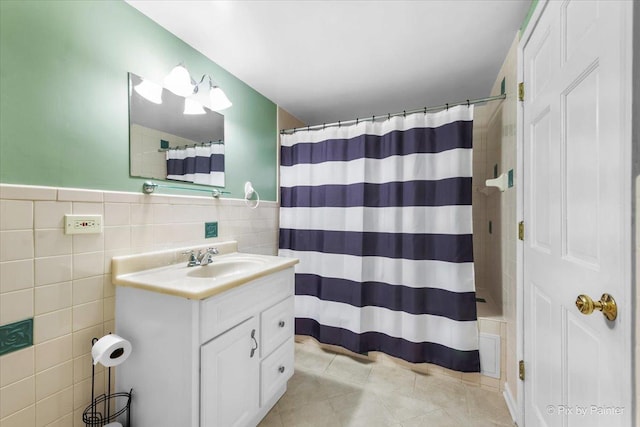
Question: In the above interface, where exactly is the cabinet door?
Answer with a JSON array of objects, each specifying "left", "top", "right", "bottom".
[{"left": 201, "top": 317, "right": 259, "bottom": 427}]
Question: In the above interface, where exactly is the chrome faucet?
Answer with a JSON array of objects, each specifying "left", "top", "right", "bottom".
[
  {"left": 199, "top": 247, "right": 219, "bottom": 266},
  {"left": 182, "top": 247, "right": 219, "bottom": 267}
]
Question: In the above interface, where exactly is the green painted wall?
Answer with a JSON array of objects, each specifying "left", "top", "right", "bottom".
[{"left": 0, "top": 0, "right": 278, "bottom": 200}]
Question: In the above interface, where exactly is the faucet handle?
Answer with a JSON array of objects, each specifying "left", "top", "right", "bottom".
[
  {"left": 181, "top": 250, "right": 200, "bottom": 266},
  {"left": 206, "top": 247, "right": 219, "bottom": 255}
]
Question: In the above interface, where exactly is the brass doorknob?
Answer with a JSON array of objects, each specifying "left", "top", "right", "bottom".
[{"left": 575, "top": 293, "right": 617, "bottom": 321}]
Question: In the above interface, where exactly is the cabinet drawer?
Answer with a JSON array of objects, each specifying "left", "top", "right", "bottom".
[
  {"left": 260, "top": 337, "right": 294, "bottom": 406},
  {"left": 201, "top": 268, "right": 293, "bottom": 343},
  {"left": 261, "top": 296, "right": 294, "bottom": 357}
]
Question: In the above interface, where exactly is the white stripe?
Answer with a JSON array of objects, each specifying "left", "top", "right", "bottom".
[
  {"left": 193, "top": 172, "right": 225, "bottom": 186},
  {"left": 280, "top": 206, "right": 472, "bottom": 234},
  {"left": 280, "top": 149, "right": 472, "bottom": 186},
  {"left": 278, "top": 250, "right": 475, "bottom": 293},
  {"left": 281, "top": 105, "right": 473, "bottom": 146},
  {"left": 295, "top": 295, "right": 479, "bottom": 351}
]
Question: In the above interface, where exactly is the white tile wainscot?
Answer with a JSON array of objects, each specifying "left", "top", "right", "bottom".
[{"left": 113, "top": 246, "right": 297, "bottom": 427}]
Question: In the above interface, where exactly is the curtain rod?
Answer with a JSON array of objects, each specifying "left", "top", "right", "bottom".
[{"left": 280, "top": 93, "right": 506, "bottom": 135}]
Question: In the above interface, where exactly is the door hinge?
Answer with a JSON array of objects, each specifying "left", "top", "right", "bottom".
[
  {"left": 518, "top": 82, "right": 525, "bottom": 102},
  {"left": 519, "top": 360, "right": 525, "bottom": 381},
  {"left": 518, "top": 221, "right": 525, "bottom": 241}
]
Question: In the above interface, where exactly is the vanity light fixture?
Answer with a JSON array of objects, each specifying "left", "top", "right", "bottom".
[
  {"left": 206, "top": 78, "right": 232, "bottom": 111},
  {"left": 163, "top": 64, "right": 232, "bottom": 112},
  {"left": 164, "top": 64, "right": 195, "bottom": 97},
  {"left": 184, "top": 98, "right": 206, "bottom": 115},
  {"left": 192, "top": 75, "right": 233, "bottom": 112},
  {"left": 134, "top": 79, "right": 163, "bottom": 104}
]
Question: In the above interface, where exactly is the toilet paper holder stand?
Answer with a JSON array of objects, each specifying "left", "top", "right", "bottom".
[{"left": 82, "top": 337, "right": 133, "bottom": 427}]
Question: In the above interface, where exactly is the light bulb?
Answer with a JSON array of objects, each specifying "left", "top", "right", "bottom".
[
  {"left": 164, "top": 65, "right": 194, "bottom": 97},
  {"left": 134, "top": 79, "right": 163, "bottom": 104},
  {"left": 209, "top": 86, "right": 232, "bottom": 111}
]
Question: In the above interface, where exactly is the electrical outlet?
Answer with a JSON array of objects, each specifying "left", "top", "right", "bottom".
[{"left": 64, "top": 215, "right": 102, "bottom": 234}]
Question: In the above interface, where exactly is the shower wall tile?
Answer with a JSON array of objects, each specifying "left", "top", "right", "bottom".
[
  {"left": 0, "top": 289, "right": 34, "bottom": 325},
  {"left": 34, "top": 229, "right": 72, "bottom": 258},
  {"left": 34, "top": 256, "right": 72, "bottom": 287},
  {"left": 35, "top": 335, "right": 72, "bottom": 373},
  {"left": 0, "top": 230, "right": 34, "bottom": 262},
  {"left": 0, "top": 183, "right": 280, "bottom": 423},
  {"left": 34, "top": 282, "right": 72, "bottom": 316},
  {"left": 33, "top": 309, "right": 72, "bottom": 345},
  {"left": 0, "top": 376, "right": 35, "bottom": 419},
  {"left": 57, "top": 188, "right": 103, "bottom": 203},
  {"left": 0, "top": 259, "right": 34, "bottom": 293},
  {"left": 0, "top": 200, "right": 33, "bottom": 230},
  {"left": 0, "top": 184, "right": 56, "bottom": 201},
  {"left": 71, "top": 202, "right": 103, "bottom": 216},
  {"left": 34, "top": 202, "right": 70, "bottom": 229},
  {"left": 0, "top": 346, "right": 34, "bottom": 387}
]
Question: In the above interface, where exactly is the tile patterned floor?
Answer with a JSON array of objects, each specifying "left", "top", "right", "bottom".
[{"left": 259, "top": 342, "right": 515, "bottom": 427}]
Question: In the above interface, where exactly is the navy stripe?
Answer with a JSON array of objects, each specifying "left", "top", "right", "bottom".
[
  {"left": 295, "top": 274, "right": 477, "bottom": 321},
  {"left": 280, "top": 229, "right": 473, "bottom": 263},
  {"left": 280, "top": 178, "right": 472, "bottom": 208},
  {"left": 166, "top": 159, "right": 181, "bottom": 175},
  {"left": 281, "top": 121, "right": 473, "bottom": 166},
  {"left": 168, "top": 154, "right": 225, "bottom": 175},
  {"left": 295, "top": 318, "right": 480, "bottom": 372},
  {"left": 211, "top": 154, "right": 225, "bottom": 172}
]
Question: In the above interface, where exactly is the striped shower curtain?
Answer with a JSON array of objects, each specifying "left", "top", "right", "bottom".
[
  {"left": 279, "top": 105, "right": 480, "bottom": 372},
  {"left": 166, "top": 144, "right": 225, "bottom": 187}
]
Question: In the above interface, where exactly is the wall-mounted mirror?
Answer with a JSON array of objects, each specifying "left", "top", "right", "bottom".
[{"left": 128, "top": 72, "right": 225, "bottom": 187}]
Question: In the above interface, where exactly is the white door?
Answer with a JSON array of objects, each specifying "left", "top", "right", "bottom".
[
  {"left": 201, "top": 317, "right": 260, "bottom": 427},
  {"left": 522, "top": 1, "right": 632, "bottom": 426}
]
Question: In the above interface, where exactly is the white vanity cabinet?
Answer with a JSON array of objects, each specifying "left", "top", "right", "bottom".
[{"left": 115, "top": 267, "right": 295, "bottom": 427}]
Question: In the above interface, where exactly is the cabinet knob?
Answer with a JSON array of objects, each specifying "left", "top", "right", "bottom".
[
  {"left": 278, "top": 320, "right": 285, "bottom": 328},
  {"left": 278, "top": 366, "right": 285, "bottom": 374}
]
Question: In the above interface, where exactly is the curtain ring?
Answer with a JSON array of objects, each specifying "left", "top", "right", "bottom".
[
  {"left": 356, "top": 118, "right": 359, "bottom": 125},
  {"left": 446, "top": 103, "right": 449, "bottom": 111},
  {"left": 387, "top": 113, "right": 391, "bottom": 120},
  {"left": 424, "top": 107, "right": 427, "bottom": 114},
  {"left": 372, "top": 115, "right": 375, "bottom": 122},
  {"left": 323, "top": 123, "right": 326, "bottom": 130},
  {"left": 403, "top": 110, "right": 406, "bottom": 118},
  {"left": 467, "top": 99, "right": 470, "bottom": 108},
  {"left": 338, "top": 121, "right": 341, "bottom": 128},
  {"left": 307, "top": 125, "right": 310, "bottom": 132}
]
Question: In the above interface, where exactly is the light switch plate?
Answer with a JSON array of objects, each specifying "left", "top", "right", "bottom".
[{"left": 64, "top": 214, "right": 103, "bottom": 234}]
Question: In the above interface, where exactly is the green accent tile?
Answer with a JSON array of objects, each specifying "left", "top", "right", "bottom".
[
  {"left": 0, "top": 318, "right": 33, "bottom": 356},
  {"left": 160, "top": 139, "right": 169, "bottom": 149},
  {"left": 508, "top": 169, "right": 514, "bottom": 188},
  {"left": 205, "top": 222, "right": 218, "bottom": 239}
]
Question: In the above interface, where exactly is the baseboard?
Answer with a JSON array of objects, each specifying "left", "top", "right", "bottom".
[{"left": 503, "top": 382, "right": 519, "bottom": 425}]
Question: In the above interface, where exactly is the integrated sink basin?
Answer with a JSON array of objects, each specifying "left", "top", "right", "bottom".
[
  {"left": 111, "top": 241, "right": 299, "bottom": 300},
  {"left": 186, "top": 256, "right": 268, "bottom": 279}
]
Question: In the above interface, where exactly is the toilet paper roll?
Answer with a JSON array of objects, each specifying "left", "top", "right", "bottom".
[{"left": 91, "top": 334, "right": 132, "bottom": 367}]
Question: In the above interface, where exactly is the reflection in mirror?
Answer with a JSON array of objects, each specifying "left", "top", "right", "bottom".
[{"left": 128, "top": 72, "right": 225, "bottom": 187}]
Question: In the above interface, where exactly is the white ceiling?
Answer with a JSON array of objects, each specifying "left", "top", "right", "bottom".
[{"left": 126, "top": 0, "right": 531, "bottom": 126}]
